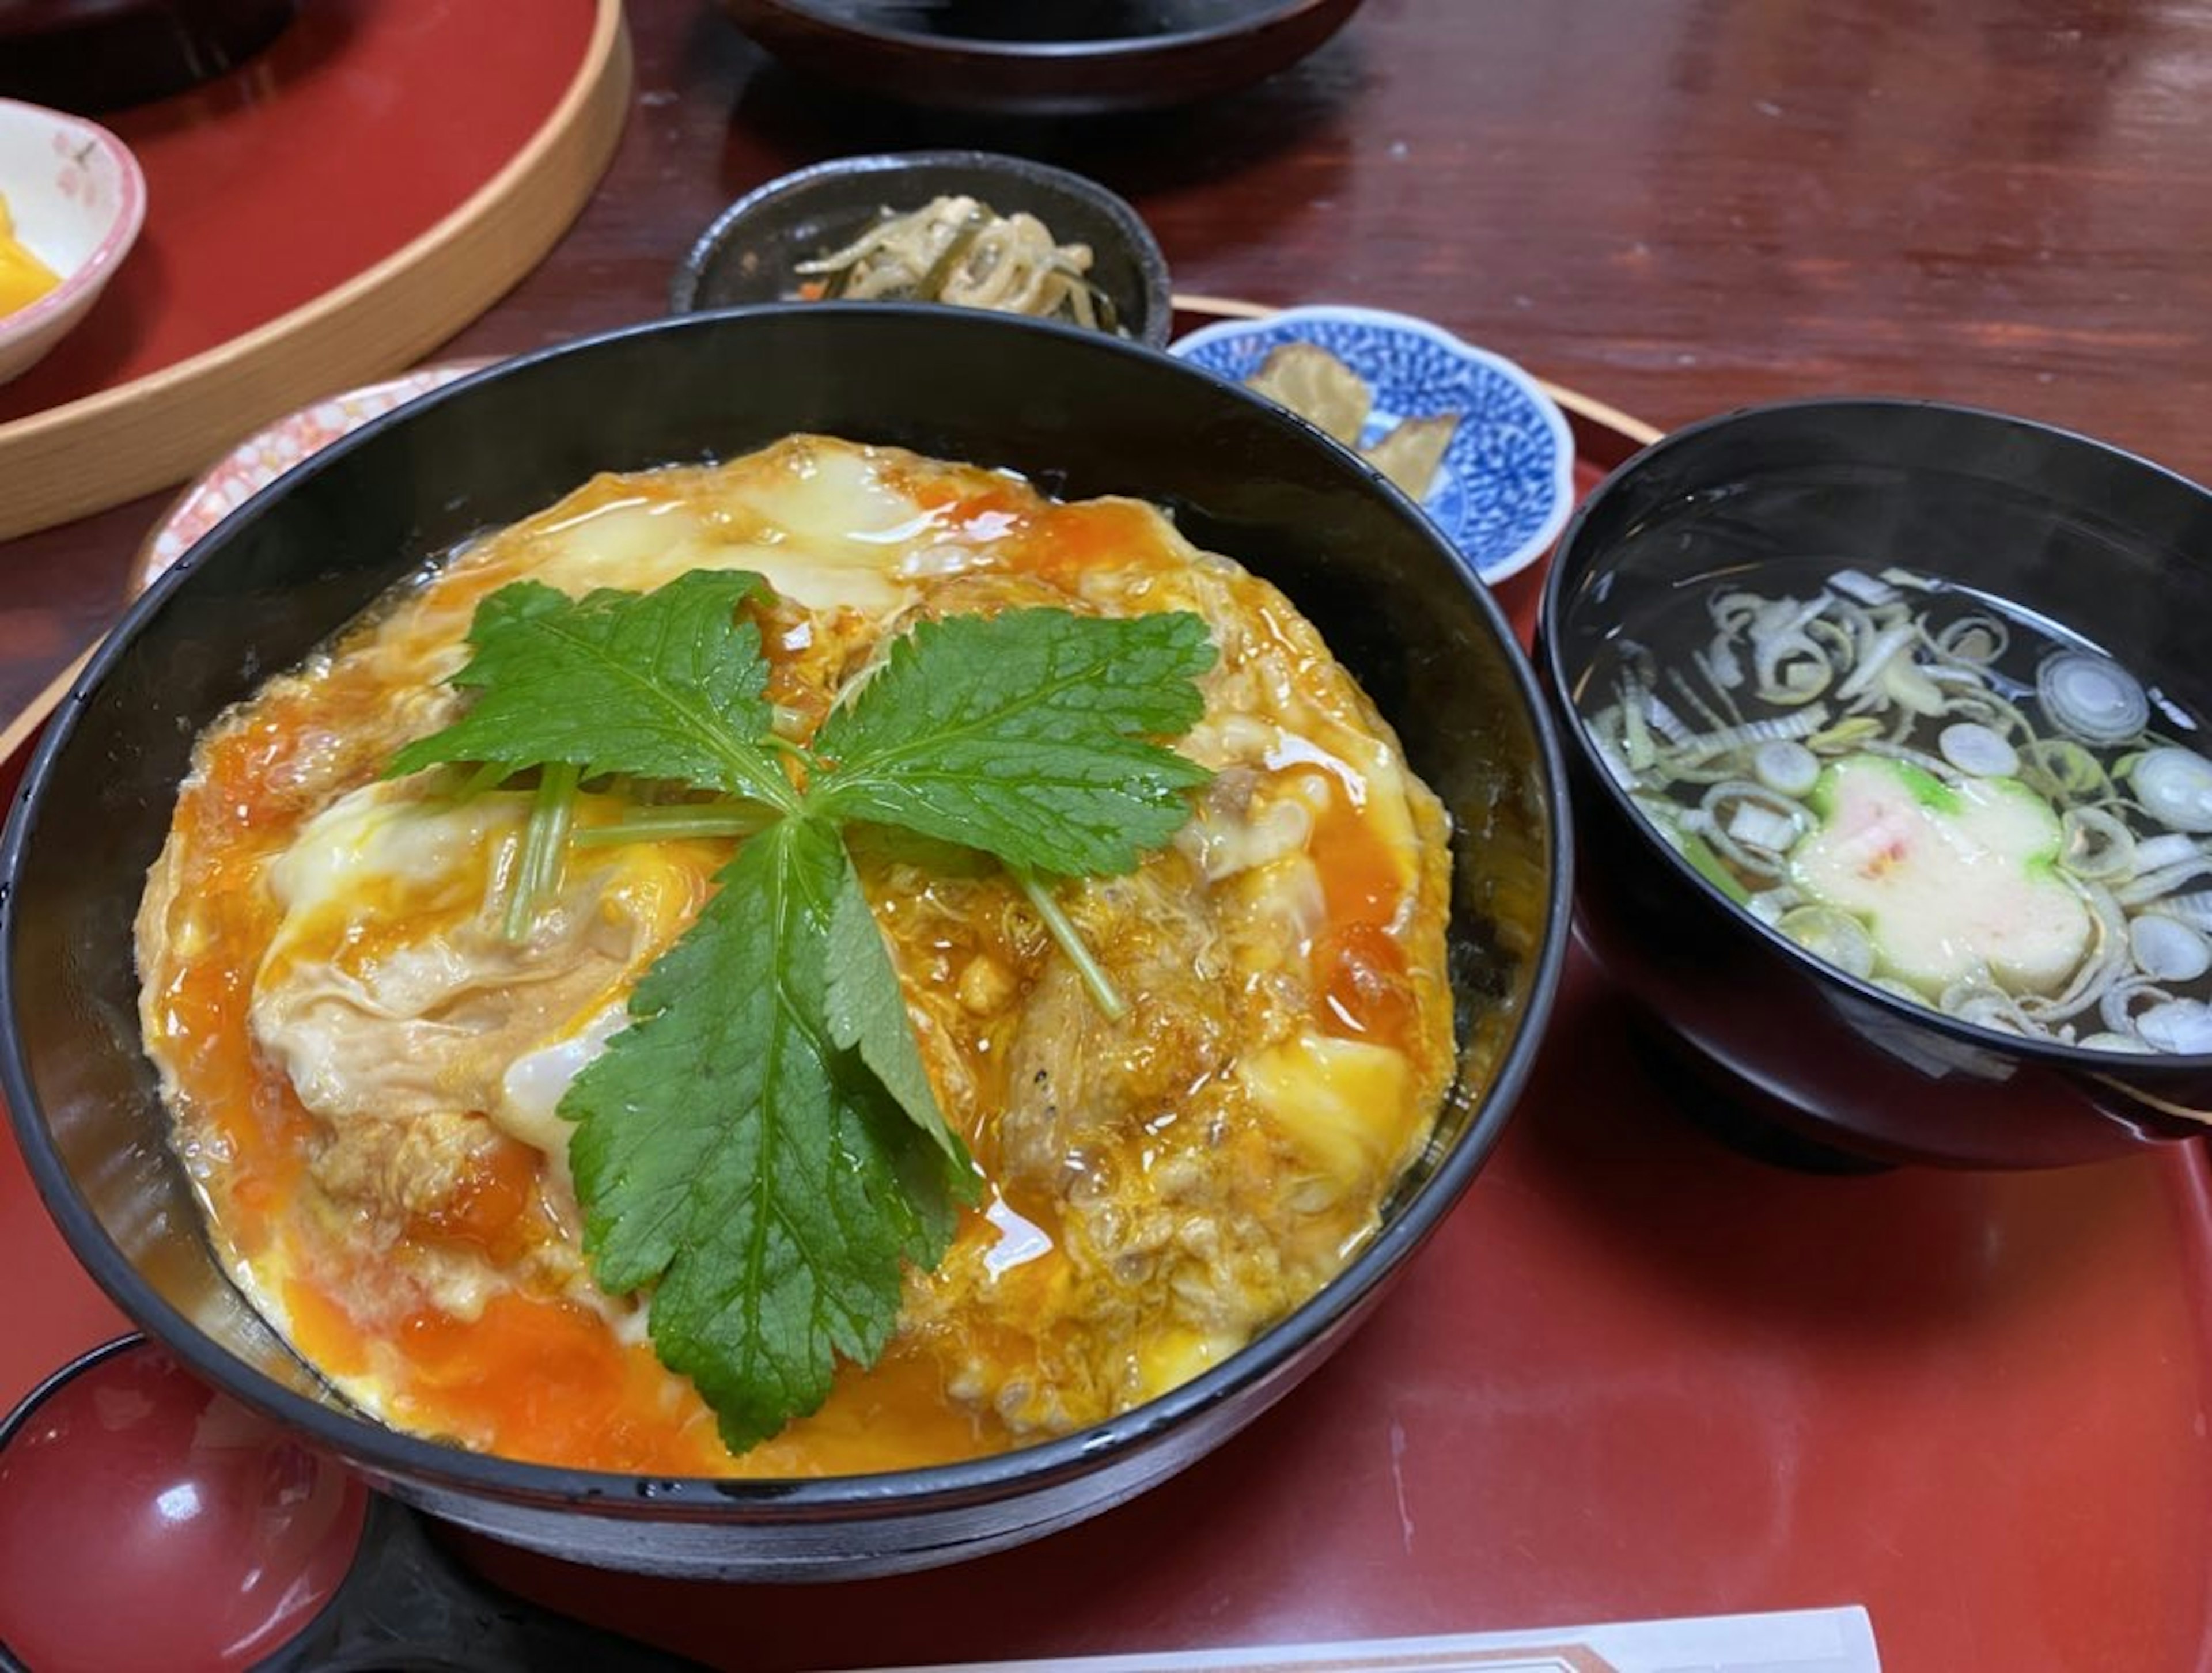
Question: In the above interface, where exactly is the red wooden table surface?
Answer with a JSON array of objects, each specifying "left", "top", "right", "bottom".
[{"left": 9, "top": 2, "right": 2212, "bottom": 1668}]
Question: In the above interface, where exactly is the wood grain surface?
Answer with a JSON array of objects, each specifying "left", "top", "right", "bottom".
[{"left": 4, "top": 0, "right": 2209, "bottom": 729}]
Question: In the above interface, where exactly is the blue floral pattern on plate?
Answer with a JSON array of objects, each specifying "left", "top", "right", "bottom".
[{"left": 1171, "top": 306, "right": 1574, "bottom": 585}]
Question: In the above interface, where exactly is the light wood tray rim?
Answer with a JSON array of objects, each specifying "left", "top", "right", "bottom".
[{"left": 0, "top": 0, "right": 632, "bottom": 544}]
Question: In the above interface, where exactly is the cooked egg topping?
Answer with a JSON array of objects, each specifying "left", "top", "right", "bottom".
[{"left": 137, "top": 436, "right": 1456, "bottom": 1475}]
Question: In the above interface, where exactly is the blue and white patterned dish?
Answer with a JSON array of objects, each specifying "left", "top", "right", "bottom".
[{"left": 1171, "top": 305, "right": 1575, "bottom": 586}]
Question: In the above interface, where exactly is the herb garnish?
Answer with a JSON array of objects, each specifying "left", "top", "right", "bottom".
[{"left": 387, "top": 571, "right": 1215, "bottom": 1451}]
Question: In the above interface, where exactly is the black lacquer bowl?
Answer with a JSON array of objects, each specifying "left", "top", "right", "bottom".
[
  {"left": 717, "top": 0, "right": 1365, "bottom": 119},
  {"left": 0, "top": 305, "right": 1569, "bottom": 1580},
  {"left": 671, "top": 150, "right": 1172, "bottom": 348},
  {"left": 1540, "top": 397, "right": 2212, "bottom": 1171}
]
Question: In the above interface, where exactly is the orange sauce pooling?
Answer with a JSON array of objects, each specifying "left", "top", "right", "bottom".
[{"left": 142, "top": 441, "right": 1452, "bottom": 1478}]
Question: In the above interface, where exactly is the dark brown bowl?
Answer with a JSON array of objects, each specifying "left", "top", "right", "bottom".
[
  {"left": 717, "top": 0, "right": 1364, "bottom": 119},
  {"left": 0, "top": 0, "right": 295, "bottom": 112},
  {"left": 1540, "top": 397, "right": 2212, "bottom": 1171},
  {"left": 0, "top": 304, "right": 1569, "bottom": 1579},
  {"left": 670, "top": 151, "right": 1172, "bottom": 347}
]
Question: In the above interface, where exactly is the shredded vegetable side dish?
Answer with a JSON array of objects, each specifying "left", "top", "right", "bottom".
[
  {"left": 137, "top": 436, "right": 1459, "bottom": 1474},
  {"left": 794, "top": 195, "right": 1123, "bottom": 332}
]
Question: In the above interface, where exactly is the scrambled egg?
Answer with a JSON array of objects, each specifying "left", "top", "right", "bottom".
[{"left": 136, "top": 436, "right": 1456, "bottom": 1475}]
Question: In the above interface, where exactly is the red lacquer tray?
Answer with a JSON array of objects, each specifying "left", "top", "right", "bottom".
[
  {"left": 4, "top": 403, "right": 2209, "bottom": 1671},
  {"left": 0, "top": 0, "right": 628, "bottom": 542}
]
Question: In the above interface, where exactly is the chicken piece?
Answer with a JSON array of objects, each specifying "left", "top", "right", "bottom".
[
  {"left": 997, "top": 863, "right": 1233, "bottom": 1198},
  {"left": 308, "top": 1107, "right": 499, "bottom": 1228},
  {"left": 248, "top": 782, "right": 703, "bottom": 1230}
]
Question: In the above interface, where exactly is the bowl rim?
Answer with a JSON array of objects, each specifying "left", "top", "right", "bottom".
[
  {"left": 1538, "top": 390, "right": 2212, "bottom": 1078},
  {"left": 725, "top": 0, "right": 1353, "bottom": 62},
  {"left": 666, "top": 149, "right": 1173, "bottom": 347},
  {"left": 1169, "top": 302, "right": 1578, "bottom": 587},
  {"left": 0, "top": 301, "right": 1574, "bottom": 1519},
  {"left": 0, "top": 96, "right": 147, "bottom": 347}
]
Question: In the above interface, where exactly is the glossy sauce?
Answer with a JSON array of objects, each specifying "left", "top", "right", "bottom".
[{"left": 138, "top": 437, "right": 1456, "bottom": 1477}]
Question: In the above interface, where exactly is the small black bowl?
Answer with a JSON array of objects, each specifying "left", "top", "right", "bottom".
[
  {"left": 1, "top": 303, "right": 1568, "bottom": 1579},
  {"left": 717, "top": 0, "right": 1365, "bottom": 119},
  {"left": 671, "top": 151, "right": 1173, "bottom": 348},
  {"left": 0, "top": 0, "right": 295, "bottom": 112},
  {"left": 1540, "top": 396, "right": 2212, "bottom": 1171}
]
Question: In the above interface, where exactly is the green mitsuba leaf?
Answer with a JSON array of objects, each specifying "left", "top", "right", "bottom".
[
  {"left": 383, "top": 570, "right": 1217, "bottom": 1454},
  {"left": 387, "top": 572, "right": 796, "bottom": 811},
  {"left": 808, "top": 608, "right": 1217, "bottom": 877},
  {"left": 824, "top": 863, "right": 973, "bottom": 1173},
  {"left": 561, "top": 816, "right": 961, "bottom": 1453}
]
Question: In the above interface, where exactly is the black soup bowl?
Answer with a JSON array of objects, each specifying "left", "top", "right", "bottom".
[
  {"left": 1541, "top": 397, "right": 2212, "bottom": 1171},
  {"left": 0, "top": 305, "right": 1570, "bottom": 1580}
]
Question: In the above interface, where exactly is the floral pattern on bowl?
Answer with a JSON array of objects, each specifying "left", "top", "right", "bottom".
[
  {"left": 136, "top": 360, "right": 492, "bottom": 591},
  {"left": 0, "top": 98, "right": 146, "bottom": 386},
  {"left": 1171, "top": 305, "right": 1575, "bottom": 586}
]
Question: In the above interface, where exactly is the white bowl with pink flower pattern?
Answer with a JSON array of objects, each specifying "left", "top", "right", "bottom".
[{"left": 0, "top": 98, "right": 146, "bottom": 386}]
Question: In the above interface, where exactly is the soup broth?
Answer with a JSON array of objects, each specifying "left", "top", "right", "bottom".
[{"left": 1574, "top": 556, "right": 2212, "bottom": 1055}]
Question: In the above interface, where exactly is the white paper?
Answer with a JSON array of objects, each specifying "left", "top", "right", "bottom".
[{"left": 852, "top": 1604, "right": 1880, "bottom": 1673}]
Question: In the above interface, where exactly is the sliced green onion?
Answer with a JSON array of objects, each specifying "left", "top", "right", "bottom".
[
  {"left": 2038, "top": 651, "right": 2149, "bottom": 745},
  {"left": 2137, "top": 999, "right": 2212, "bottom": 1054},
  {"left": 2078, "top": 1031, "right": 2155, "bottom": 1054},
  {"left": 1808, "top": 715, "right": 1883, "bottom": 753},
  {"left": 1672, "top": 827, "right": 1751, "bottom": 905},
  {"left": 2018, "top": 737, "right": 2107, "bottom": 802},
  {"left": 1776, "top": 904, "right": 1876, "bottom": 980},
  {"left": 2059, "top": 806, "right": 2135, "bottom": 882},
  {"left": 2135, "top": 834, "right": 2204, "bottom": 874},
  {"left": 1935, "top": 614, "right": 2009, "bottom": 665},
  {"left": 1938, "top": 722, "right": 2018, "bottom": 779},
  {"left": 1726, "top": 802, "right": 1800, "bottom": 854},
  {"left": 1620, "top": 685, "right": 1656, "bottom": 771},
  {"left": 1674, "top": 704, "right": 1830, "bottom": 764},
  {"left": 2131, "top": 914, "right": 2212, "bottom": 983},
  {"left": 2130, "top": 746, "right": 2212, "bottom": 834},
  {"left": 1835, "top": 621, "right": 1916, "bottom": 701},
  {"left": 1828, "top": 568, "right": 1897, "bottom": 606},
  {"left": 1752, "top": 739, "right": 1819, "bottom": 797},
  {"left": 2116, "top": 857, "right": 2212, "bottom": 909}
]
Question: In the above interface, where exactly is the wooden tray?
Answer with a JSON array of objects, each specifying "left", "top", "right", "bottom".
[{"left": 0, "top": 0, "right": 630, "bottom": 544}]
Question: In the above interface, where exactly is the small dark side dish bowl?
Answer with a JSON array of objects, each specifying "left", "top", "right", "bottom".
[
  {"left": 671, "top": 151, "right": 1173, "bottom": 348},
  {"left": 0, "top": 305, "right": 1569, "bottom": 1580},
  {"left": 0, "top": 0, "right": 296, "bottom": 111},
  {"left": 1541, "top": 397, "right": 2212, "bottom": 1171},
  {"left": 718, "top": 0, "right": 1365, "bottom": 119}
]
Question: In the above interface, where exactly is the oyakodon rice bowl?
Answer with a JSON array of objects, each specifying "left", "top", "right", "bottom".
[
  {"left": 1, "top": 305, "right": 1569, "bottom": 1579},
  {"left": 138, "top": 434, "right": 1461, "bottom": 1475}
]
